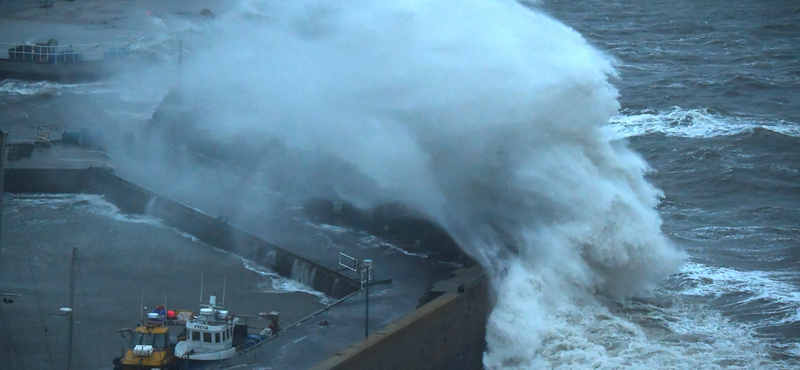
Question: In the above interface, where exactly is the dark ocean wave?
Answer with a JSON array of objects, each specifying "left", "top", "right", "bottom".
[
  {"left": 649, "top": 22, "right": 719, "bottom": 36},
  {"left": 721, "top": 74, "right": 780, "bottom": 91},
  {"left": 548, "top": 0, "right": 800, "bottom": 124},
  {"left": 755, "top": 22, "right": 800, "bottom": 35},
  {"left": 642, "top": 130, "right": 800, "bottom": 202}
]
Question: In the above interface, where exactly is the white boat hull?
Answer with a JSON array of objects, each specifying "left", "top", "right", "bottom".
[{"left": 174, "top": 341, "right": 237, "bottom": 361}]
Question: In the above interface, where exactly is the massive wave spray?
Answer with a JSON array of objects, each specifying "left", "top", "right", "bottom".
[{"left": 177, "top": 0, "right": 685, "bottom": 367}]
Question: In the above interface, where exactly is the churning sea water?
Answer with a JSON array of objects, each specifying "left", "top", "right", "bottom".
[
  {"left": 533, "top": 0, "right": 800, "bottom": 368},
  {"left": 1, "top": 1, "right": 797, "bottom": 369}
]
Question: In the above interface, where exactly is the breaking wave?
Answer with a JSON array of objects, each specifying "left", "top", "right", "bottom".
[{"left": 173, "top": 0, "right": 691, "bottom": 367}]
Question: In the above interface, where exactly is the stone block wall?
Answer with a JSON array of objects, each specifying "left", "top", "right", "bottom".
[{"left": 310, "top": 269, "right": 489, "bottom": 370}]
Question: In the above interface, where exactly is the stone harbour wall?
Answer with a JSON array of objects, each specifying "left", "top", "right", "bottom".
[{"left": 309, "top": 267, "right": 489, "bottom": 370}]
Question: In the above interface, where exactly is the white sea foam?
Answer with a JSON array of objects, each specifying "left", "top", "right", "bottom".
[
  {"left": 310, "top": 222, "right": 351, "bottom": 234},
  {"left": 0, "top": 80, "right": 60, "bottom": 95},
  {"left": 14, "top": 193, "right": 160, "bottom": 224},
  {"left": 0, "top": 79, "right": 120, "bottom": 96},
  {"left": 13, "top": 193, "right": 81, "bottom": 207},
  {"left": 611, "top": 107, "right": 800, "bottom": 139},
  {"left": 358, "top": 234, "right": 428, "bottom": 257},
  {"left": 524, "top": 300, "right": 783, "bottom": 369},
  {"left": 178, "top": 232, "right": 201, "bottom": 243},
  {"left": 491, "top": 259, "right": 798, "bottom": 369},
  {"left": 308, "top": 222, "right": 429, "bottom": 258},
  {"left": 79, "top": 194, "right": 166, "bottom": 226},
  {"left": 241, "top": 257, "right": 330, "bottom": 303},
  {"left": 673, "top": 262, "right": 800, "bottom": 327}
]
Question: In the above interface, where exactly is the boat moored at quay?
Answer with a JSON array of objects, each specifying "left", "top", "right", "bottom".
[{"left": 174, "top": 295, "right": 280, "bottom": 362}]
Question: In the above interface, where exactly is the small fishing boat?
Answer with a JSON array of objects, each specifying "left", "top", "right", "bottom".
[
  {"left": 174, "top": 295, "right": 279, "bottom": 362},
  {"left": 174, "top": 295, "right": 238, "bottom": 361},
  {"left": 113, "top": 306, "right": 179, "bottom": 370}
]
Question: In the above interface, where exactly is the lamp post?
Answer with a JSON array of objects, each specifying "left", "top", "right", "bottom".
[
  {"left": 64, "top": 246, "right": 77, "bottom": 370},
  {"left": 361, "top": 259, "right": 372, "bottom": 339},
  {"left": 60, "top": 307, "right": 73, "bottom": 370}
]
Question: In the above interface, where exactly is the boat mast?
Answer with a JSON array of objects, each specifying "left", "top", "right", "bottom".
[
  {"left": 200, "top": 272, "right": 204, "bottom": 303},
  {"left": 221, "top": 274, "right": 226, "bottom": 306}
]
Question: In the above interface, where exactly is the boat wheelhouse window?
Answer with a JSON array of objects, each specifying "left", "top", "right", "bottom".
[
  {"left": 141, "top": 332, "right": 154, "bottom": 346},
  {"left": 215, "top": 332, "right": 220, "bottom": 343},
  {"left": 129, "top": 332, "right": 143, "bottom": 348},
  {"left": 203, "top": 332, "right": 212, "bottom": 343},
  {"left": 152, "top": 333, "right": 167, "bottom": 349},
  {"left": 130, "top": 331, "right": 165, "bottom": 348},
  {"left": 191, "top": 330, "right": 200, "bottom": 341},
  {"left": 130, "top": 332, "right": 154, "bottom": 346},
  {"left": 222, "top": 330, "right": 227, "bottom": 341}
]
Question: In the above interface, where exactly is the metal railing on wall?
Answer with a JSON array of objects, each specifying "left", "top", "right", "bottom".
[
  {"left": 1, "top": 40, "right": 152, "bottom": 63},
  {"left": 338, "top": 252, "right": 359, "bottom": 276}
]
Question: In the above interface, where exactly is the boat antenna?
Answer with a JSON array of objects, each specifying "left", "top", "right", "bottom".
[
  {"left": 164, "top": 294, "right": 167, "bottom": 324},
  {"left": 140, "top": 289, "right": 144, "bottom": 323},
  {"left": 200, "top": 272, "right": 204, "bottom": 303},
  {"left": 222, "top": 274, "right": 226, "bottom": 306}
]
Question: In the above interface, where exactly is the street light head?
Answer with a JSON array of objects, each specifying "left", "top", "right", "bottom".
[
  {"left": 60, "top": 307, "right": 73, "bottom": 315},
  {"left": 362, "top": 259, "right": 373, "bottom": 269}
]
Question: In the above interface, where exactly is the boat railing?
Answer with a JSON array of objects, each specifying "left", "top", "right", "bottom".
[{"left": 1, "top": 40, "right": 153, "bottom": 63}]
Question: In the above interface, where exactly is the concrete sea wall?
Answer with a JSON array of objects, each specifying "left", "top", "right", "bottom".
[
  {"left": 3, "top": 168, "right": 98, "bottom": 193},
  {"left": 3, "top": 167, "right": 360, "bottom": 299},
  {"left": 310, "top": 266, "right": 490, "bottom": 370},
  {"left": 0, "top": 59, "right": 107, "bottom": 83}
]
